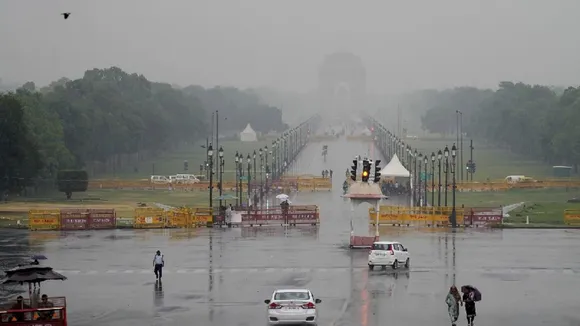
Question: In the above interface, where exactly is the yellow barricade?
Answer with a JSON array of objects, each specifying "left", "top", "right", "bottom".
[
  {"left": 191, "top": 207, "right": 213, "bottom": 226},
  {"left": 564, "top": 209, "right": 580, "bottom": 225},
  {"left": 298, "top": 178, "right": 315, "bottom": 191},
  {"left": 29, "top": 209, "right": 61, "bottom": 230},
  {"left": 368, "top": 206, "right": 464, "bottom": 226},
  {"left": 134, "top": 207, "right": 166, "bottom": 228},
  {"left": 313, "top": 177, "right": 332, "bottom": 191},
  {"left": 166, "top": 208, "right": 192, "bottom": 228}
]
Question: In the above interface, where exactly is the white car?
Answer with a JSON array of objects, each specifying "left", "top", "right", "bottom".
[
  {"left": 368, "top": 241, "right": 410, "bottom": 270},
  {"left": 264, "top": 289, "right": 321, "bottom": 325}
]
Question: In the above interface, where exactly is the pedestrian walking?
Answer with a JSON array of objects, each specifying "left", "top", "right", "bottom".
[
  {"left": 461, "top": 286, "right": 477, "bottom": 326},
  {"left": 445, "top": 286, "right": 462, "bottom": 326},
  {"left": 153, "top": 250, "right": 165, "bottom": 279}
]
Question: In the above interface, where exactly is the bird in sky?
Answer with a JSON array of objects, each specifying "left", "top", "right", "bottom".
[{"left": 61, "top": 12, "right": 71, "bottom": 19}]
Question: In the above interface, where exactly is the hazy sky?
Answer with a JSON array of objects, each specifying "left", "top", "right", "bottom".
[{"left": 1, "top": 0, "right": 580, "bottom": 93}]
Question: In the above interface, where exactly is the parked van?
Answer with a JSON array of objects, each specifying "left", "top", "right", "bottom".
[
  {"left": 171, "top": 174, "right": 200, "bottom": 184},
  {"left": 504, "top": 175, "right": 536, "bottom": 184},
  {"left": 150, "top": 175, "right": 170, "bottom": 184}
]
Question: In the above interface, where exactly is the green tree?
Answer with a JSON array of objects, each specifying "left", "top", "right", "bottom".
[{"left": 0, "top": 93, "right": 43, "bottom": 193}]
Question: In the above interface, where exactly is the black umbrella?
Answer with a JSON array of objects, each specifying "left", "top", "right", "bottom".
[{"left": 2, "top": 266, "right": 67, "bottom": 285}]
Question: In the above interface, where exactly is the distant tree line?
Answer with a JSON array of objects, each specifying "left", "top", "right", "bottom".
[
  {"left": 0, "top": 67, "right": 286, "bottom": 195},
  {"left": 419, "top": 82, "right": 580, "bottom": 165}
]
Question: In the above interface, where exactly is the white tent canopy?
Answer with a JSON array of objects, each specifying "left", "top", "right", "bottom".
[
  {"left": 380, "top": 154, "right": 410, "bottom": 177},
  {"left": 240, "top": 123, "right": 257, "bottom": 142}
]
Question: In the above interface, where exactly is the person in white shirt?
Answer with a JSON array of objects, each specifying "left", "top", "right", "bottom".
[{"left": 153, "top": 250, "right": 165, "bottom": 279}]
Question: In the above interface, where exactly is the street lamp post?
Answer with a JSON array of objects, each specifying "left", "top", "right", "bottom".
[
  {"left": 437, "top": 150, "right": 442, "bottom": 207},
  {"left": 218, "top": 146, "right": 224, "bottom": 209},
  {"left": 414, "top": 149, "right": 418, "bottom": 206},
  {"left": 423, "top": 155, "right": 428, "bottom": 207},
  {"left": 207, "top": 144, "right": 214, "bottom": 214},
  {"left": 259, "top": 148, "right": 264, "bottom": 207},
  {"left": 238, "top": 155, "right": 244, "bottom": 207},
  {"left": 253, "top": 150, "right": 257, "bottom": 205},
  {"left": 431, "top": 152, "right": 435, "bottom": 207},
  {"left": 247, "top": 154, "right": 251, "bottom": 216},
  {"left": 272, "top": 142, "right": 276, "bottom": 181},
  {"left": 234, "top": 152, "right": 239, "bottom": 207},
  {"left": 265, "top": 145, "right": 269, "bottom": 195},
  {"left": 450, "top": 143, "right": 458, "bottom": 227},
  {"left": 418, "top": 152, "right": 423, "bottom": 206},
  {"left": 444, "top": 145, "right": 449, "bottom": 207}
]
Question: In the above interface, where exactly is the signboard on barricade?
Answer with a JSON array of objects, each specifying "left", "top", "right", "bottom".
[
  {"left": 368, "top": 207, "right": 403, "bottom": 225},
  {"left": 313, "top": 178, "right": 332, "bottom": 191},
  {"left": 464, "top": 207, "right": 502, "bottom": 226},
  {"left": 88, "top": 209, "right": 116, "bottom": 229},
  {"left": 191, "top": 207, "right": 212, "bottom": 226},
  {"left": 134, "top": 207, "right": 166, "bottom": 228},
  {"left": 297, "top": 179, "right": 315, "bottom": 192},
  {"left": 288, "top": 212, "right": 319, "bottom": 225},
  {"left": 564, "top": 209, "right": 580, "bottom": 225},
  {"left": 29, "top": 209, "right": 61, "bottom": 230},
  {"left": 241, "top": 211, "right": 286, "bottom": 226},
  {"left": 60, "top": 208, "right": 90, "bottom": 230},
  {"left": 167, "top": 209, "right": 191, "bottom": 228}
]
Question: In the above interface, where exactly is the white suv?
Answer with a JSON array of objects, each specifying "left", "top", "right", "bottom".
[{"left": 368, "top": 241, "right": 410, "bottom": 270}]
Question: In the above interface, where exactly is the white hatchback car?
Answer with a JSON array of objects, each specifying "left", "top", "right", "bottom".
[
  {"left": 368, "top": 241, "right": 410, "bottom": 270},
  {"left": 264, "top": 289, "right": 321, "bottom": 325}
]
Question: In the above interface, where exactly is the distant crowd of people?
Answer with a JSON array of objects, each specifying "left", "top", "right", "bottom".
[{"left": 321, "top": 170, "right": 333, "bottom": 179}]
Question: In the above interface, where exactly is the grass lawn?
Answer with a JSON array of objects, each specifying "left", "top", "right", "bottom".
[
  {"left": 453, "top": 188, "right": 580, "bottom": 224},
  {"left": 405, "top": 138, "right": 559, "bottom": 181},
  {"left": 0, "top": 188, "right": 233, "bottom": 227},
  {"left": 96, "top": 138, "right": 277, "bottom": 181}
]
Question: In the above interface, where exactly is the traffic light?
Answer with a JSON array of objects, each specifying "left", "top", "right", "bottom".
[
  {"left": 471, "top": 162, "right": 476, "bottom": 174},
  {"left": 350, "top": 159, "right": 357, "bottom": 181},
  {"left": 361, "top": 160, "right": 371, "bottom": 182},
  {"left": 373, "top": 159, "right": 381, "bottom": 183},
  {"left": 184, "top": 160, "right": 188, "bottom": 171}
]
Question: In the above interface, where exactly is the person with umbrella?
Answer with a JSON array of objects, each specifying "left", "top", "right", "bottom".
[{"left": 461, "top": 285, "right": 478, "bottom": 326}]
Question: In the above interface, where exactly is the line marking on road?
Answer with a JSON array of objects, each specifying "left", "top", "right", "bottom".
[
  {"left": 123, "top": 270, "right": 134, "bottom": 274},
  {"left": 105, "top": 270, "right": 117, "bottom": 274},
  {"left": 176, "top": 269, "right": 188, "bottom": 274}
]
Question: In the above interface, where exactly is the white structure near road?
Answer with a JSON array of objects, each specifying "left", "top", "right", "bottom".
[{"left": 240, "top": 123, "right": 258, "bottom": 142}]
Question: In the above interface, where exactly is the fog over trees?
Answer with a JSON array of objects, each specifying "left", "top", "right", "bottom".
[{"left": 0, "top": 67, "right": 287, "bottom": 194}]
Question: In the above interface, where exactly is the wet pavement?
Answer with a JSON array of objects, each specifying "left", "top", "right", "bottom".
[{"left": 1, "top": 138, "right": 580, "bottom": 325}]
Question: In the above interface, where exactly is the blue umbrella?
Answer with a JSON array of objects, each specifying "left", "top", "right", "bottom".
[{"left": 31, "top": 255, "right": 47, "bottom": 260}]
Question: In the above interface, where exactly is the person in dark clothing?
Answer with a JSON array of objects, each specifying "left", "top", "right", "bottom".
[
  {"left": 461, "top": 286, "right": 476, "bottom": 326},
  {"left": 153, "top": 250, "right": 165, "bottom": 279},
  {"left": 10, "top": 296, "right": 31, "bottom": 321}
]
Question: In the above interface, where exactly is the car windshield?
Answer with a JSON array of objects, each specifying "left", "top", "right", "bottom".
[
  {"left": 274, "top": 291, "right": 310, "bottom": 301},
  {"left": 373, "top": 243, "right": 392, "bottom": 250}
]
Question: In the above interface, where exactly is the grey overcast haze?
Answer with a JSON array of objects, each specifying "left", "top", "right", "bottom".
[{"left": 1, "top": 0, "right": 580, "bottom": 92}]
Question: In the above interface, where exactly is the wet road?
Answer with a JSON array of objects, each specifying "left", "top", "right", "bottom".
[{"left": 1, "top": 139, "right": 580, "bottom": 326}]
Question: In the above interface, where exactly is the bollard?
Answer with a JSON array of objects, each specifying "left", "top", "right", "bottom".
[{"left": 526, "top": 216, "right": 529, "bottom": 224}]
